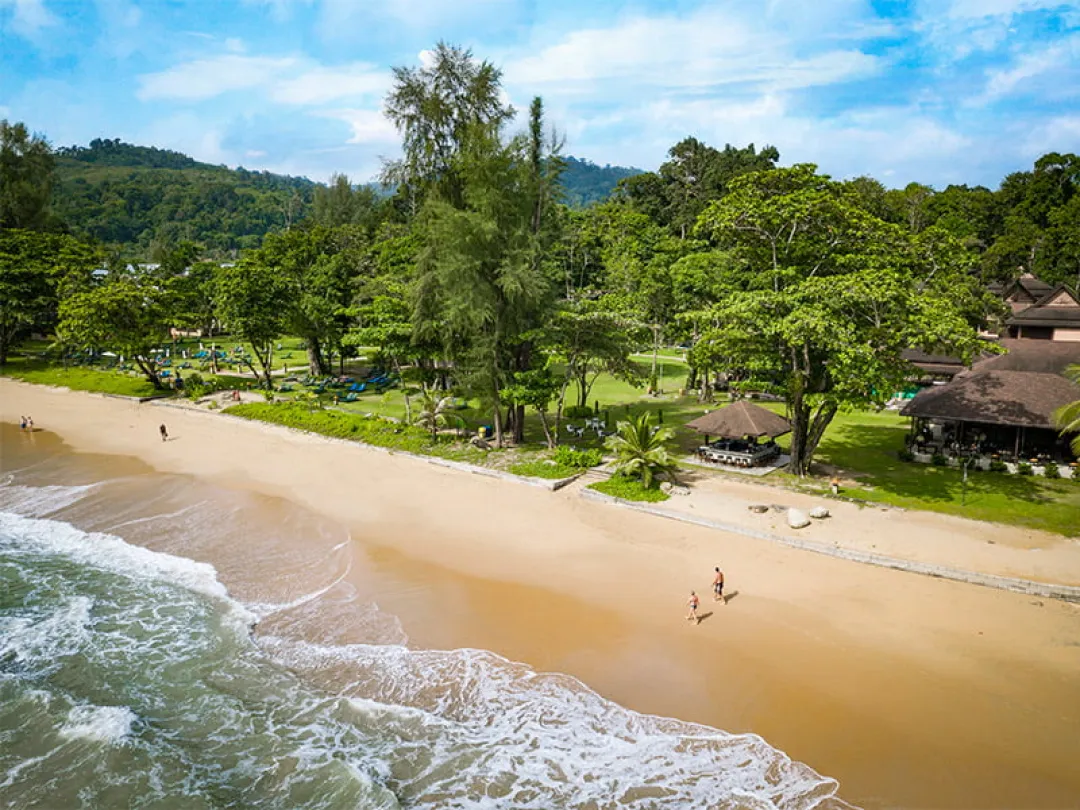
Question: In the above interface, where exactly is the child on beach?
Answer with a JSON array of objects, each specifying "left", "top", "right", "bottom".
[
  {"left": 19, "top": 416, "right": 27, "bottom": 430},
  {"left": 686, "top": 591, "right": 700, "bottom": 624},
  {"left": 159, "top": 424, "right": 168, "bottom": 442},
  {"left": 26, "top": 416, "right": 33, "bottom": 431}
]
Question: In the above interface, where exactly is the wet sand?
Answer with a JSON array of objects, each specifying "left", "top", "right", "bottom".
[{"left": 3, "top": 380, "right": 1080, "bottom": 808}]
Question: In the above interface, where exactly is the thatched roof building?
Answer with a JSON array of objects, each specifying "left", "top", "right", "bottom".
[{"left": 684, "top": 401, "right": 791, "bottom": 438}]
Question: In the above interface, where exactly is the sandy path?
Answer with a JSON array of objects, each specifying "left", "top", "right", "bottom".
[{"left": 3, "top": 379, "right": 1080, "bottom": 809}]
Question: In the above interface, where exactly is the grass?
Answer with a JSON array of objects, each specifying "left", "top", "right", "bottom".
[
  {"left": 224, "top": 401, "right": 490, "bottom": 465},
  {"left": 509, "top": 460, "right": 581, "bottom": 479},
  {"left": 589, "top": 476, "right": 670, "bottom": 503},
  {"left": 1, "top": 357, "right": 161, "bottom": 398}
]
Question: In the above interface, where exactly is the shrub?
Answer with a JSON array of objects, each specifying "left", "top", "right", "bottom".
[
  {"left": 589, "top": 475, "right": 669, "bottom": 503},
  {"left": 554, "top": 445, "right": 603, "bottom": 469},
  {"left": 1072, "top": 465, "right": 1080, "bottom": 481},
  {"left": 509, "top": 460, "right": 578, "bottom": 480},
  {"left": 897, "top": 448, "right": 915, "bottom": 462},
  {"left": 931, "top": 453, "right": 948, "bottom": 467},
  {"left": 1016, "top": 462, "right": 1034, "bottom": 476},
  {"left": 988, "top": 459, "right": 1008, "bottom": 473},
  {"left": 186, "top": 372, "right": 204, "bottom": 387},
  {"left": 1043, "top": 462, "right": 1061, "bottom": 479},
  {"left": 563, "top": 404, "right": 594, "bottom": 420}
]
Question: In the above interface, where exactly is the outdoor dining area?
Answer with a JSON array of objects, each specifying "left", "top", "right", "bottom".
[{"left": 684, "top": 401, "right": 791, "bottom": 469}]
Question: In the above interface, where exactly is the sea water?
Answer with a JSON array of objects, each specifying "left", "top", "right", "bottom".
[{"left": 0, "top": 435, "right": 851, "bottom": 809}]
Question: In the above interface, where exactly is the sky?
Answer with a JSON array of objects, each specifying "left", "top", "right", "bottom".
[{"left": 1, "top": 0, "right": 1079, "bottom": 189}]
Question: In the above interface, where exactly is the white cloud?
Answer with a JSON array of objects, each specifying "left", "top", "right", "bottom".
[
  {"left": 931, "top": 0, "right": 1067, "bottom": 19},
  {"left": 977, "top": 35, "right": 1080, "bottom": 103},
  {"left": 241, "top": 0, "right": 313, "bottom": 22},
  {"left": 319, "top": 108, "right": 398, "bottom": 145},
  {"left": 138, "top": 54, "right": 389, "bottom": 106},
  {"left": 505, "top": 8, "right": 880, "bottom": 92},
  {"left": 225, "top": 37, "right": 245, "bottom": 53},
  {"left": 271, "top": 64, "right": 388, "bottom": 104},
  {"left": 138, "top": 55, "right": 299, "bottom": 101},
  {"left": 1022, "top": 114, "right": 1080, "bottom": 157},
  {"left": 0, "top": 0, "right": 58, "bottom": 36}
]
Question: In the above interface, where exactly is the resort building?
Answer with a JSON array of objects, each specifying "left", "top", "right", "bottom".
[
  {"left": 901, "top": 340, "right": 1080, "bottom": 467},
  {"left": 1005, "top": 284, "right": 1080, "bottom": 341}
]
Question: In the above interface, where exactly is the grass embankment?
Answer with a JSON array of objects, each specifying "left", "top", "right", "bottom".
[
  {"left": 224, "top": 402, "right": 491, "bottom": 464},
  {"left": 1, "top": 357, "right": 161, "bottom": 398},
  {"left": 589, "top": 476, "right": 670, "bottom": 503}
]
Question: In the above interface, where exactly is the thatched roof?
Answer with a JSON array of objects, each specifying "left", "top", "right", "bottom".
[
  {"left": 900, "top": 371, "right": 1079, "bottom": 429},
  {"left": 684, "top": 400, "right": 791, "bottom": 438}
]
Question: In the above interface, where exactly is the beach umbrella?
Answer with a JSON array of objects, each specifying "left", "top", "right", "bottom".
[{"left": 683, "top": 400, "right": 791, "bottom": 438}]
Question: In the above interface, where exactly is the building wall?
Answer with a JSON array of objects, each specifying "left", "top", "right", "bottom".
[{"left": 1053, "top": 328, "right": 1080, "bottom": 342}]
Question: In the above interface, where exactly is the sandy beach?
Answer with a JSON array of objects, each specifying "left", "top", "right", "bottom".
[{"left": 3, "top": 378, "right": 1080, "bottom": 809}]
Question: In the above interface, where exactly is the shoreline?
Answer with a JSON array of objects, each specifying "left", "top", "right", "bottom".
[{"left": 4, "top": 379, "right": 1080, "bottom": 809}]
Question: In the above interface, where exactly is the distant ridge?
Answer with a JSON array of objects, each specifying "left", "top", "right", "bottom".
[{"left": 558, "top": 156, "right": 642, "bottom": 208}]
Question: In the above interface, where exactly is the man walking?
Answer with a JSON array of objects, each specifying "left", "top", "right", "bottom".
[
  {"left": 713, "top": 566, "right": 726, "bottom": 604},
  {"left": 159, "top": 424, "right": 168, "bottom": 442}
]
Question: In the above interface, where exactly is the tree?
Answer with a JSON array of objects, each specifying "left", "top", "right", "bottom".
[
  {"left": 383, "top": 41, "right": 514, "bottom": 210},
  {"left": 0, "top": 229, "right": 100, "bottom": 365},
  {"left": 413, "top": 387, "right": 459, "bottom": 439},
  {"left": 698, "top": 165, "right": 988, "bottom": 476},
  {"left": 1053, "top": 365, "right": 1080, "bottom": 456},
  {"left": 313, "top": 174, "right": 380, "bottom": 231},
  {"left": 216, "top": 261, "right": 289, "bottom": 388},
  {"left": 604, "top": 413, "right": 677, "bottom": 488},
  {"left": 1, "top": 120, "right": 56, "bottom": 231},
  {"left": 57, "top": 274, "right": 171, "bottom": 388},
  {"left": 502, "top": 365, "right": 560, "bottom": 448}
]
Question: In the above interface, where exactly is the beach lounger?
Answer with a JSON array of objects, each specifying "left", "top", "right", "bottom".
[{"left": 343, "top": 393, "right": 358, "bottom": 402}]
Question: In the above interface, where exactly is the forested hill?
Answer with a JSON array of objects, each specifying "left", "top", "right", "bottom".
[
  {"left": 559, "top": 156, "right": 642, "bottom": 207},
  {"left": 52, "top": 139, "right": 317, "bottom": 257}
]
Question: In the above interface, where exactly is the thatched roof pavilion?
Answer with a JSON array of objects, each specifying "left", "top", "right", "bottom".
[{"left": 684, "top": 400, "right": 791, "bottom": 438}]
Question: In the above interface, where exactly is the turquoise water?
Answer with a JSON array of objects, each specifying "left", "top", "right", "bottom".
[{"left": 0, "top": 429, "right": 850, "bottom": 809}]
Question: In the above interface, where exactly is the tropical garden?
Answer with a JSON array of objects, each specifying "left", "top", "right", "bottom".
[{"left": 2, "top": 43, "right": 1079, "bottom": 532}]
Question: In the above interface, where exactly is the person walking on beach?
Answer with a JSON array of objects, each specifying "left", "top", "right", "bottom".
[
  {"left": 19, "top": 415, "right": 27, "bottom": 431},
  {"left": 686, "top": 591, "right": 700, "bottom": 624},
  {"left": 713, "top": 567, "right": 726, "bottom": 604},
  {"left": 26, "top": 416, "right": 33, "bottom": 431},
  {"left": 159, "top": 423, "right": 168, "bottom": 442}
]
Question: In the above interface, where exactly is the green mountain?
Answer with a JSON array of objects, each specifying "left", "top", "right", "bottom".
[
  {"left": 558, "top": 156, "right": 642, "bottom": 208},
  {"left": 49, "top": 139, "right": 641, "bottom": 255},
  {"left": 52, "top": 139, "right": 316, "bottom": 257}
]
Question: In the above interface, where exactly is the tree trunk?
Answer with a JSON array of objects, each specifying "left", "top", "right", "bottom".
[
  {"left": 686, "top": 365, "right": 698, "bottom": 391},
  {"left": 393, "top": 357, "right": 412, "bottom": 425},
  {"left": 307, "top": 337, "right": 326, "bottom": 376},
  {"left": 492, "top": 381, "right": 504, "bottom": 448},
  {"left": 537, "top": 409, "right": 554, "bottom": 449},
  {"left": 513, "top": 403, "right": 526, "bottom": 444},
  {"left": 786, "top": 388, "right": 812, "bottom": 476},
  {"left": 134, "top": 356, "right": 163, "bottom": 389},
  {"left": 804, "top": 401, "right": 839, "bottom": 467}
]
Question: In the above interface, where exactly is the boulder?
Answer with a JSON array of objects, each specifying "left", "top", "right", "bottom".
[
  {"left": 809, "top": 506, "right": 830, "bottom": 519},
  {"left": 748, "top": 504, "right": 769, "bottom": 514},
  {"left": 660, "top": 482, "right": 690, "bottom": 496},
  {"left": 787, "top": 508, "right": 811, "bottom": 529}
]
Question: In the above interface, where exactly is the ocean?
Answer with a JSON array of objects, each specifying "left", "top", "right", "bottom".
[{"left": 0, "top": 424, "right": 850, "bottom": 809}]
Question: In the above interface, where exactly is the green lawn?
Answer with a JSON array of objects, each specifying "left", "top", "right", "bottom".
[
  {"left": 8, "top": 336, "right": 1077, "bottom": 534},
  {"left": 1, "top": 357, "right": 162, "bottom": 398}
]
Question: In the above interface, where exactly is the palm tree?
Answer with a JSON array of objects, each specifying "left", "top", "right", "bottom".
[
  {"left": 604, "top": 413, "right": 677, "bottom": 488},
  {"left": 1053, "top": 364, "right": 1080, "bottom": 455},
  {"left": 414, "top": 387, "right": 458, "bottom": 440}
]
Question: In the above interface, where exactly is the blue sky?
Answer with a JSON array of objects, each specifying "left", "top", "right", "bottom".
[{"left": 2, "top": 0, "right": 1078, "bottom": 188}]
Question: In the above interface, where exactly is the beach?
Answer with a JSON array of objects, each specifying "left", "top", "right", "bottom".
[{"left": 3, "top": 378, "right": 1080, "bottom": 809}]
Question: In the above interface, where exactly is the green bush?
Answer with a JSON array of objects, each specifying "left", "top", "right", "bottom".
[
  {"left": 554, "top": 445, "right": 603, "bottom": 469},
  {"left": 897, "top": 448, "right": 915, "bottom": 462},
  {"left": 988, "top": 459, "right": 1008, "bottom": 473},
  {"left": 563, "top": 405, "right": 594, "bottom": 420},
  {"left": 931, "top": 453, "right": 948, "bottom": 466},
  {"left": 589, "top": 475, "right": 669, "bottom": 503},
  {"left": 1043, "top": 462, "right": 1061, "bottom": 479},
  {"left": 1072, "top": 465, "right": 1080, "bottom": 481},
  {"left": 1016, "top": 462, "right": 1034, "bottom": 476}
]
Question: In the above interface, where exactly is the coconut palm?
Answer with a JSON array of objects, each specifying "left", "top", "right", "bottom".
[
  {"left": 604, "top": 413, "right": 677, "bottom": 488},
  {"left": 1053, "top": 364, "right": 1080, "bottom": 455},
  {"left": 414, "top": 387, "right": 458, "bottom": 440}
]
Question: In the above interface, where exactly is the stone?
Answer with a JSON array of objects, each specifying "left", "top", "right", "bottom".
[
  {"left": 670, "top": 485, "right": 690, "bottom": 496},
  {"left": 787, "top": 508, "right": 811, "bottom": 529},
  {"left": 809, "top": 506, "right": 830, "bottom": 519},
  {"left": 748, "top": 504, "right": 769, "bottom": 514}
]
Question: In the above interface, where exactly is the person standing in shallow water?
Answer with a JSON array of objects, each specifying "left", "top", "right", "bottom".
[
  {"left": 159, "top": 424, "right": 168, "bottom": 442},
  {"left": 686, "top": 591, "right": 700, "bottom": 624},
  {"left": 713, "top": 567, "right": 725, "bottom": 604}
]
